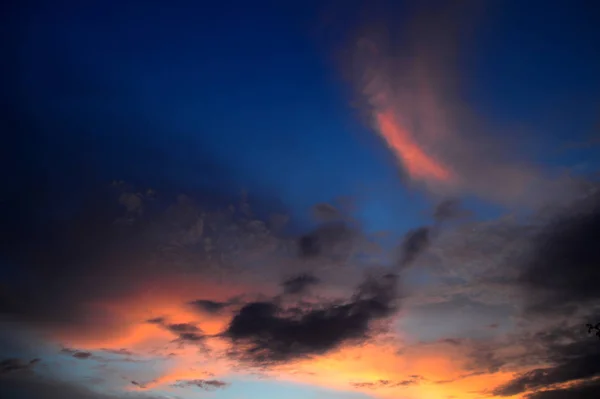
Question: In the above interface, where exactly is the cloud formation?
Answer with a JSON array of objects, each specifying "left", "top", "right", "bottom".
[
  {"left": 345, "top": 0, "right": 584, "bottom": 206},
  {"left": 224, "top": 273, "right": 398, "bottom": 364}
]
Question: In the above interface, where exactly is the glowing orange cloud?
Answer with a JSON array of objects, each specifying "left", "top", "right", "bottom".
[{"left": 374, "top": 109, "right": 452, "bottom": 184}]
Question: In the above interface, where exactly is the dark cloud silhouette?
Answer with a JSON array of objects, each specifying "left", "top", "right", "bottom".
[
  {"left": 60, "top": 348, "right": 93, "bottom": 359},
  {"left": 518, "top": 194, "right": 600, "bottom": 315},
  {"left": 0, "top": 358, "right": 39, "bottom": 376},
  {"left": 145, "top": 319, "right": 204, "bottom": 343},
  {"left": 397, "top": 226, "right": 430, "bottom": 268},
  {"left": 224, "top": 273, "right": 398, "bottom": 364},
  {"left": 281, "top": 274, "right": 320, "bottom": 295},
  {"left": 491, "top": 322, "right": 600, "bottom": 397},
  {"left": 525, "top": 379, "right": 600, "bottom": 399},
  {"left": 167, "top": 323, "right": 204, "bottom": 343},
  {"left": 189, "top": 299, "right": 232, "bottom": 314},
  {"left": 171, "top": 379, "right": 229, "bottom": 390}
]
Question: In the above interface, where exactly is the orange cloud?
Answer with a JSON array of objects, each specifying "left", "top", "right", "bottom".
[{"left": 374, "top": 109, "right": 452, "bottom": 184}]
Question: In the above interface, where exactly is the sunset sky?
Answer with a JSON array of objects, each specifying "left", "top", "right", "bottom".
[{"left": 2, "top": 1, "right": 600, "bottom": 399}]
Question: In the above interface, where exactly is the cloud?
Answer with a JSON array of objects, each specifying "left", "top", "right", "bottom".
[
  {"left": 100, "top": 348, "right": 136, "bottom": 357},
  {"left": 525, "top": 379, "right": 600, "bottom": 399},
  {"left": 517, "top": 193, "right": 600, "bottom": 315},
  {"left": 397, "top": 226, "right": 430, "bottom": 268},
  {"left": 281, "top": 274, "right": 320, "bottom": 295},
  {"left": 0, "top": 358, "right": 40, "bottom": 376},
  {"left": 351, "top": 375, "right": 424, "bottom": 389},
  {"left": 343, "top": 0, "right": 583, "bottom": 206},
  {"left": 171, "top": 379, "right": 229, "bottom": 390},
  {"left": 145, "top": 319, "right": 205, "bottom": 344},
  {"left": 188, "top": 299, "right": 234, "bottom": 314},
  {"left": 60, "top": 348, "right": 93, "bottom": 359},
  {"left": 297, "top": 221, "right": 355, "bottom": 259},
  {"left": 224, "top": 273, "right": 399, "bottom": 364},
  {"left": 490, "top": 320, "right": 600, "bottom": 397}
]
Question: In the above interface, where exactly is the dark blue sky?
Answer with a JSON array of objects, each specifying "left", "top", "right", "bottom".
[{"left": 3, "top": 0, "right": 599, "bottom": 234}]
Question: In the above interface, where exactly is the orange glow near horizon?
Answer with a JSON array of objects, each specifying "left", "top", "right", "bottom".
[
  {"left": 42, "top": 275, "right": 526, "bottom": 399},
  {"left": 375, "top": 109, "right": 452, "bottom": 184}
]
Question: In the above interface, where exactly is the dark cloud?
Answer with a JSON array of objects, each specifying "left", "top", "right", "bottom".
[
  {"left": 166, "top": 323, "right": 204, "bottom": 343},
  {"left": 224, "top": 273, "right": 398, "bottom": 364},
  {"left": 0, "top": 358, "right": 39, "bottom": 376},
  {"left": 518, "top": 194, "right": 600, "bottom": 315},
  {"left": 146, "top": 317, "right": 165, "bottom": 325},
  {"left": 586, "top": 322, "right": 600, "bottom": 338},
  {"left": 281, "top": 274, "right": 320, "bottom": 295},
  {"left": 189, "top": 299, "right": 232, "bottom": 314},
  {"left": 145, "top": 319, "right": 204, "bottom": 343},
  {"left": 397, "top": 226, "right": 430, "bottom": 268},
  {"left": 60, "top": 348, "right": 92, "bottom": 360},
  {"left": 492, "top": 322, "right": 600, "bottom": 397},
  {"left": 525, "top": 379, "right": 600, "bottom": 399},
  {"left": 171, "top": 379, "right": 229, "bottom": 390},
  {"left": 297, "top": 221, "right": 354, "bottom": 259}
]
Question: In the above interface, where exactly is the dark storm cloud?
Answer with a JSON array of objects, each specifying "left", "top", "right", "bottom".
[
  {"left": 171, "top": 379, "right": 229, "bottom": 390},
  {"left": 517, "top": 193, "right": 600, "bottom": 315},
  {"left": 281, "top": 273, "right": 320, "bottom": 295},
  {"left": 397, "top": 226, "right": 430, "bottom": 268},
  {"left": 224, "top": 273, "right": 398, "bottom": 364}
]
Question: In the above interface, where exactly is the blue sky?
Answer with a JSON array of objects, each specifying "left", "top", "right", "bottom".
[{"left": 7, "top": 1, "right": 597, "bottom": 232}]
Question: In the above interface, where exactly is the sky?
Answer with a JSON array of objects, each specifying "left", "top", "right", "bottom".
[{"left": 1, "top": 1, "right": 600, "bottom": 399}]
